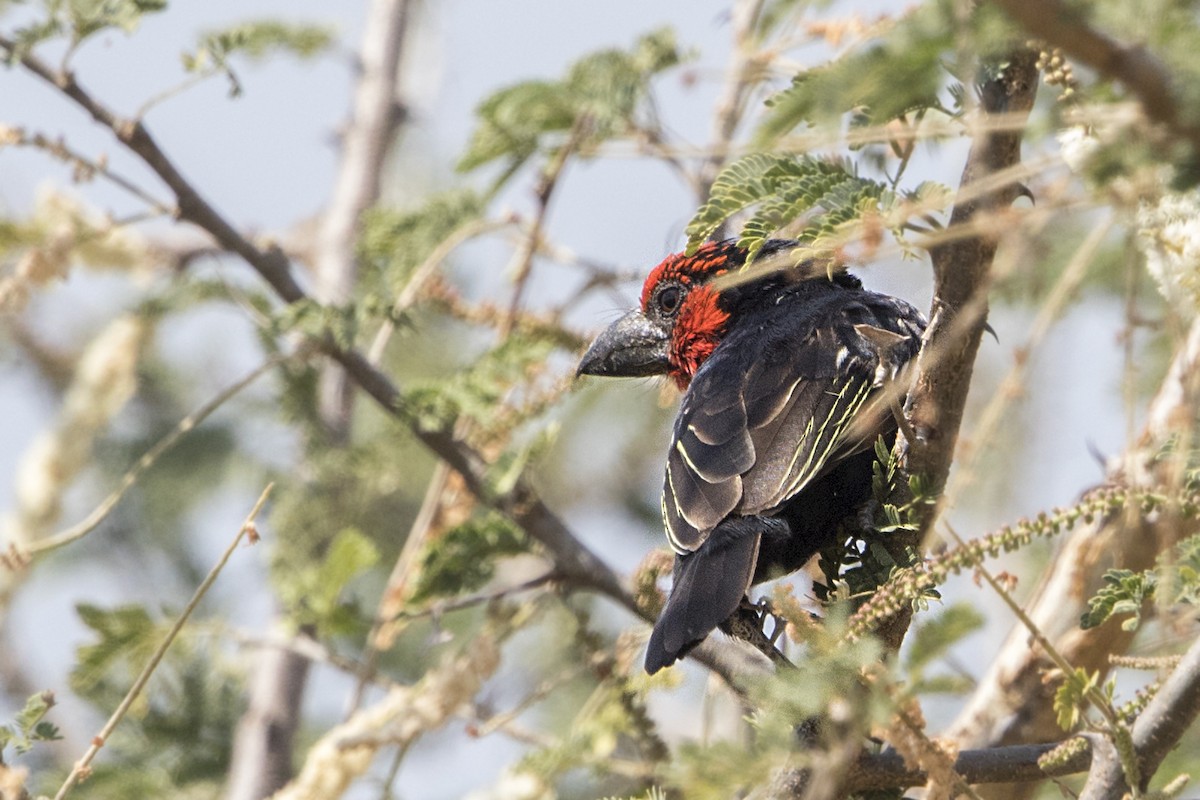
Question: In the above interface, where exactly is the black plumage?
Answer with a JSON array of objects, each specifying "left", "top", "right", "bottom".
[{"left": 577, "top": 239, "right": 927, "bottom": 673}]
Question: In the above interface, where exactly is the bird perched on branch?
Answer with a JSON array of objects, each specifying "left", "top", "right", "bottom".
[{"left": 577, "top": 238, "right": 926, "bottom": 674}]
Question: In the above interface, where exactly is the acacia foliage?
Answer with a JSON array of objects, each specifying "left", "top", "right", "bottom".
[{"left": 2, "top": 1, "right": 1200, "bottom": 798}]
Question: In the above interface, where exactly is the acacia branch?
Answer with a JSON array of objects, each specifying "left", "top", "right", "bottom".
[
  {"left": 0, "top": 43, "right": 306, "bottom": 305},
  {"left": 54, "top": 484, "right": 271, "bottom": 800},
  {"left": 26, "top": 354, "right": 286, "bottom": 556},
  {"left": 1080, "top": 632, "right": 1200, "bottom": 799},
  {"left": 845, "top": 740, "right": 1091, "bottom": 792},
  {"left": 786, "top": 669, "right": 1200, "bottom": 796},
  {"left": 946, "top": 315, "right": 1200, "bottom": 795},
  {"left": 877, "top": 48, "right": 1040, "bottom": 651},
  {"left": 699, "top": 0, "right": 767, "bottom": 206},
  {"left": 902, "top": 47, "right": 1040, "bottom": 498},
  {"left": 0, "top": 22, "right": 758, "bottom": 691},
  {"left": 228, "top": 4, "right": 414, "bottom": 798},
  {"left": 993, "top": 0, "right": 1200, "bottom": 154},
  {"left": 314, "top": 0, "right": 413, "bottom": 437}
]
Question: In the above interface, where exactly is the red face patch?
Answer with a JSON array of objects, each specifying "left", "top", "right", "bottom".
[
  {"left": 668, "top": 285, "right": 729, "bottom": 388},
  {"left": 639, "top": 241, "right": 736, "bottom": 311},
  {"left": 640, "top": 242, "right": 740, "bottom": 388}
]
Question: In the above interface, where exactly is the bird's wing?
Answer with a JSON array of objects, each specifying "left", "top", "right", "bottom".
[{"left": 662, "top": 295, "right": 922, "bottom": 553}]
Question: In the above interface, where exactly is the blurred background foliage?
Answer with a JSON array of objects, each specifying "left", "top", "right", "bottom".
[{"left": 2, "top": 0, "right": 1200, "bottom": 798}]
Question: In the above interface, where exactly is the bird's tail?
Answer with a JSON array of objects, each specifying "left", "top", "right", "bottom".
[{"left": 645, "top": 519, "right": 762, "bottom": 674}]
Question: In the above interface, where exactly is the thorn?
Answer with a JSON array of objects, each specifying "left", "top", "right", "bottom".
[
  {"left": 890, "top": 395, "right": 918, "bottom": 446},
  {"left": 983, "top": 321, "right": 999, "bottom": 343}
]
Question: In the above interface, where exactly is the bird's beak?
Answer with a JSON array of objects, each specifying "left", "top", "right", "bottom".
[{"left": 577, "top": 309, "right": 671, "bottom": 378}]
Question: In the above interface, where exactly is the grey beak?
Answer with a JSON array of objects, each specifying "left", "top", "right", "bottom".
[{"left": 577, "top": 309, "right": 671, "bottom": 378}]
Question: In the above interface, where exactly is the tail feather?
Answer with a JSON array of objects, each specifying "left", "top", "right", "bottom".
[{"left": 645, "top": 519, "right": 762, "bottom": 674}]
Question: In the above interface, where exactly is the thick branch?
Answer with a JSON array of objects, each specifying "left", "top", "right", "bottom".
[
  {"left": 315, "top": 0, "right": 412, "bottom": 436},
  {"left": 993, "top": 0, "right": 1200, "bottom": 154},
  {"left": 903, "top": 48, "right": 1041, "bottom": 495},
  {"left": 229, "top": 5, "right": 413, "bottom": 798},
  {"left": 846, "top": 740, "right": 1091, "bottom": 792},
  {"left": 946, "top": 316, "right": 1200, "bottom": 797},
  {"left": 879, "top": 49, "right": 1039, "bottom": 649},
  {"left": 1080, "top": 633, "right": 1200, "bottom": 799}
]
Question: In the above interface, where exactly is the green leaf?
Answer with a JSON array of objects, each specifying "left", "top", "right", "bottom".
[
  {"left": 401, "top": 333, "right": 559, "bottom": 435},
  {"left": 69, "top": 0, "right": 167, "bottom": 40},
  {"left": 185, "top": 20, "right": 334, "bottom": 96},
  {"left": 72, "top": 603, "right": 162, "bottom": 695},
  {"left": 686, "top": 153, "right": 797, "bottom": 248},
  {"left": 0, "top": 691, "right": 61, "bottom": 755},
  {"left": 458, "top": 28, "right": 683, "bottom": 180},
  {"left": 410, "top": 511, "right": 527, "bottom": 603},
  {"left": 6, "top": 16, "right": 65, "bottom": 59},
  {"left": 905, "top": 602, "right": 985, "bottom": 674},
  {"left": 288, "top": 527, "right": 380, "bottom": 636},
  {"left": 359, "top": 189, "right": 485, "bottom": 302},
  {"left": 1080, "top": 569, "right": 1156, "bottom": 630},
  {"left": 269, "top": 298, "right": 365, "bottom": 349},
  {"left": 315, "top": 528, "right": 381, "bottom": 604},
  {"left": 1054, "top": 667, "right": 1099, "bottom": 731},
  {"left": 755, "top": 1, "right": 1019, "bottom": 144},
  {"left": 685, "top": 154, "right": 890, "bottom": 259},
  {"left": 457, "top": 80, "right": 575, "bottom": 175}
]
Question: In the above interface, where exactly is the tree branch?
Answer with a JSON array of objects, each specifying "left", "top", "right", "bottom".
[
  {"left": 993, "top": 0, "right": 1200, "bottom": 155},
  {"left": 845, "top": 740, "right": 1091, "bottom": 792},
  {"left": 0, "top": 18, "right": 756, "bottom": 694},
  {"left": 903, "top": 47, "right": 1041, "bottom": 499},
  {"left": 315, "top": 0, "right": 413, "bottom": 437},
  {"left": 54, "top": 484, "right": 271, "bottom": 800},
  {"left": 881, "top": 48, "right": 1040, "bottom": 649},
  {"left": 947, "top": 315, "right": 1200, "bottom": 795},
  {"left": 226, "top": 3, "right": 414, "bottom": 798},
  {"left": 699, "top": 0, "right": 767, "bottom": 209},
  {"left": 1079, "top": 632, "right": 1200, "bottom": 799}
]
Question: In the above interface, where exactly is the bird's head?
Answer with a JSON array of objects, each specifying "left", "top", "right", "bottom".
[
  {"left": 578, "top": 239, "right": 810, "bottom": 388},
  {"left": 576, "top": 240, "right": 746, "bottom": 389}
]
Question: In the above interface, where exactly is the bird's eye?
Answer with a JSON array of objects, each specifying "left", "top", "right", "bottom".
[{"left": 657, "top": 285, "right": 682, "bottom": 315}]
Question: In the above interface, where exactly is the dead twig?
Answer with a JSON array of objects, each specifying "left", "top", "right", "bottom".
[{"left": 53, "top": 484, "right": 272, "bottom": 800}]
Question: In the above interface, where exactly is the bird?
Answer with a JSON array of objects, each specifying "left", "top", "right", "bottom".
[{"left": 576, "top": 238, "right": 927, "bottom": 674}]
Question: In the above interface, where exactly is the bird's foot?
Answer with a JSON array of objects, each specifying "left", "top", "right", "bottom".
[{"left": 722, "top": 599, "right": 794, "bottom": 669}]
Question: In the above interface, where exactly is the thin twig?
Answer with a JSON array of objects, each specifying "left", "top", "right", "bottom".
[
  {"left": 699, "top": 0, "right": 767, "bottom": 205},
  {"left": 26, "top": 353, "right": 287, "bottom": 556},
  {"left": 227, "top": 627, "right": 396, "bottom": 688},
  {"left": 53, "top": 483, "right": 273, "bottom": 800},
  {"left": 472, "top": 661, "right": 586, "bottom": 738},
  {"left": 1079, "top": 633, "right": 1200, "bottom": 800},
  {"left": 8, "top": 128, "right": 173, "bottom": 213},
  {"left": 387, "top": 570, "right": 559, "bottom": 625},
  {"left": 347, "top": 461, "right": 458, "bottom": 717},
  {"left": 944, "top": 523, "right": 1122, "bottom": 732},
  {"left": 134, "top": 72, "right": 218, "bottom": 121},
  {"left": 944, "top": 317, "right": 1200, "bottom": 763},
  {"left": 500, "top": 117, "right": 589, "bottom": 338}
]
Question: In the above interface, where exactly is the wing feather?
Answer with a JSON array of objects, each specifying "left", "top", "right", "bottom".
[{"left": 661, "top": 286, "right": 924, "bottom": 553}]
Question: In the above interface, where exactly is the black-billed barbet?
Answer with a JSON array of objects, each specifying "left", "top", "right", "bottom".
[{"left": 577, "top": 239, "right": 927, "bottom": 674}]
